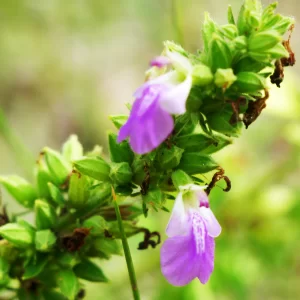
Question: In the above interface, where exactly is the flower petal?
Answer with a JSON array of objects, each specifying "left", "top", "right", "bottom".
[
  {"left": 159, "top": 75, "right": 192, "bottom": 115},
  {"left": 150, "top": 56, "right": 171, "bottom": 68},
  {"left": 161, "top": 220, "right": 215, "bottom": 286},
  {"left": 166, "top": 192, "right": 188, "bottom": 237},
  {"left": 118, "top": 84, "right": 174, "bottom": 154},
  {"left": 166, "top": 50, "right": 193, "bottom": 74},
  {"left": 199, "top": 207, "right": 221, "bottom": 238}
]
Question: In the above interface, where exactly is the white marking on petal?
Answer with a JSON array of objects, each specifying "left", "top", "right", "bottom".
[
  {"left": 166, "top": 50, "right": 193, "bottom": 74},
  {"left": 192, "top": 211, "right": 206, "bottom": 254},
  {"left": 199, "top": 207, "right": 221, "bottom": 238},
  {"left": 159, "top": 75, "right": 192, "bottom": 115},
  {"left": 166, "top": 191, "right": 189, "bottom": 237}
]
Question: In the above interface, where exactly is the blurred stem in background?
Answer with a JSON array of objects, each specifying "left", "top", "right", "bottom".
[
  {"left": 171, "top": 0, "right": 184, "bottom": 46},
  {"left": 0, "top": 108, "right": 35, "bottom": 179},
  {"left": 113, "top": 188, "right": 140, "bottom": 300}
]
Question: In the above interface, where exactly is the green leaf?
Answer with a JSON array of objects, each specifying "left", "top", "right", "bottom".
[
  {"left": 171, "top": 170, "right": 193, "bottom": 189},
  {"left": 0, "top": 223, "right": 34, "bottom": 248},
  {"left": 36, "top": 166, "right": 52, "bottom": 199},
  {"left": 108, "top": 132, "right": 134, "bottom": 164},
  {"left": 22, "top": 253, "right": 48, "bottom": 280},
  {"left": 48, "top": 182, "right": 65, "bottom": 206},
  {"left": 86, "top": 182, "right": 112, "bottom": 210},
  {"left": 202, "top": 12, "right": 218, "bottom": 51},
  {"left": 35, "top": 230, "right": 56, "bottom": 252},
  {"left": 68, "top": 172, "right": 90, "bottom": 209},
  {"left": 0, "top": 257, "right": 10, "bottom": 287},
  {"left": 57, "top": 252, "right": 80, "bottom": 268},
  {"left": 248, "top": 30, "right": 281, "bottom": 52},
  {"left": 232, "top": 72, "right": 266, "bottom": 93},
  {"left": 156, "top": 145, "right": 184, "bottom": 170},
  {"left": 83, "top": 216, "right": 108, "bottom": 236},
  {"left": 142, "top": 188, "right": 165, "bottom": 209},
  {"left": 109, "top": 162, "right": 132, "bottom": 185},
  {"left": 0, "top": 175, "right": 37, "bottom": 208},
  {"left": 73, "top": 157, "right": 111, "bottom": 181},
  {"left": 35, "top": 199, "right": 56, "bottom": 230},
  {"left": 177, "top": 153, "right": 219, "bottom": 175},
  {"left": 93, "top": 238, "right": 123, "bottom": 257},
  {"left": 227, "top": 5, "right": 235, "bottom": 25},
  {"left": 57, "top": 269, "right": 79, "bottom": 300},
  {"left": 42, "top": 290, "right": 67, "bottom": 300},
  {"left": 62, "top": 135, "right": 83, "bottom": 162},
  {"left": 206, "top": 109, "right": 243, "bottom": 137},
  {"left": 109, "top": 115, "right": 128, "bottom": 130},
  {"left": 74, "top": 259, "right": 108, "bottom": 282},
  {"left": 174, "top": 113, "right": 198, "bottom": 136}
]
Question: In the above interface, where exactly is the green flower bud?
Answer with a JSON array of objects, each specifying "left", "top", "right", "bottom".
[
  {"left": 202, "top": 12, "right": 218, "bottom": 51},
  {"left": 233, "top": 72, "right": 266, "bottom": 93},
  {"left": 248, "top": 51, "right": 271, "bottom": 63},
  {"left": 73, "top": 157, "right": 111, "bottom": 182},
  {"left": 68, "top": 172, "right": 90, "bottom": 209},
  {"left": 142, "top": 188, "right": 165, "bottom": 209},
  {"left": 192, "top": 64, "right": 213, "bottom": 86},
  {"left": 48, "top": 182, "right": 65, "bottom": 206},
  {"left": 43, "top": 147, "right": 70, "bottom": 185},
  {"left": 227, "top": 6, "right": 235, "bottom": 25},
  {"left": 178, "top": 152, "right": 219, "bottom": 175},
  {"left": 109, "top": 115, "right": 128, "bottom": 130},
  {"left": 261, "top": 14, "right": 282, "bottom": 31},
  {"left": 108, "top": 133, "right": 134, "bottom": 164},
  {"left": 208, "top": 34, "right": 232, "bottom": 72},
  {"left": 206, "top": 109, "right": 243, "bottom": 137},
  {"left": 214, "top": 68, "right": 237, "bottom": 89},
  {"left": 0, "top": 223, "right": 34, "bottom": 248},
  {"left": 0, "top": 175, "right": 37, "bottom": 208},
  {"left": 22, "top": 253, "right": 48, "bottom": 280},
  {"left": 273, "top": 17, "right": 295, "bottom": 35},
  {"left": 109, "top": 162, "right": 132, "bottom": 185},
  {"left": 74, "top": 259, "right": 108, "bottom": 282},
  {"left": 62, "top": 135, "right": 83, "bottom": 162},
  {"left": 248, "top": 30, "right": 281, "bottom": 52},
  {"left": 171, "top": 170, "right": 193, "bottom": 190},
  {"left": 221, "top": 24, "right": 238, "bottom": 40},
  {"left": 35, "top": 199, "right": 56, "bottom": 230},
  {"left": 248, "top": 11, "right": 260, "bottom": 27},
  {"left": 35, "top": 166, "right": 52, "bottom": 199},
  {"left": 57, "top": 269, "right": 79, "bottom": 300},
  {"left": 233, "top": 36, "right": 247, "bottom": 50},
  {"left": 156, "top": 145, "right": 184, "bottom": 170},
  {"left": 83, "top": 216, "right": 108, "bottom": 236},
  {"left": 87, "top": 182, "right": 112, "bottom": 210},
  {"left": 0, "top": 240, "right": 19, "bottom": 263},
  {"left": 35, "top": 230, "right": 56, "bottom": 252}
]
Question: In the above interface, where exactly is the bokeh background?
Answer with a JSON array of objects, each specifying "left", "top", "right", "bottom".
[{"left": 0, "top": 0, "right": 299, "bottom": 299}]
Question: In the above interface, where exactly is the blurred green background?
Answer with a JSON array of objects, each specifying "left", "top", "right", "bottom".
[{"left": 0, "top": 0, "right": 299, "bottom": 299}]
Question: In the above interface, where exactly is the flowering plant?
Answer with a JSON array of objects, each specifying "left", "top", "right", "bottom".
[{"left": 0, "top": 0, "right": 295, "bottom": 299}]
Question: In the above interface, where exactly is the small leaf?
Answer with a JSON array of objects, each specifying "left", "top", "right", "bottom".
[
  {"left": 177, "top": 153, "right": 219, "bottom": 175},
  {"left": 94, "top": 238, "right": 123, "bottom": 257},
  {"left": 171, "top": 170, "right": 193, "bottom": 189},
  {"left": 43, "top": 290, "right": 67, "bottom": 300},
  {"left": 109, "top": 162, "right": 132, "bottom": 185},
  {"left": 83, "top": 216, "right": 108, "bottom": 236},
  {"left": 57, "top": 269, "right": 79, "bottom": 300},
  {"left": 108, "top": 133, "right": 134, "bottom": 164},
  {"left": 109, "top": 115, "right": 128, "bottom": 130},
  {"left": 74, "top": 259, "right": 108, "bottom": 282},
  {"left": 232, "top": 72, "right": 266, "bottom": 93},
  {"left": 227, "top": 5, "right": 235, "bottom": 24},
  {"left": 156, "top": 145, "right": 184, "bottom": 170},
  {"left": 48, "top": 182, "right": 65, "bottom": 206},
  {"left": 35, "top": 230, "right": 57, "bottom": 252},
  {"left": 22, "top": 253, "right": 48, "bottom": 280}
]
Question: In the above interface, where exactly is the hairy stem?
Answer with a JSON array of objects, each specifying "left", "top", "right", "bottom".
[{"left": 112, "top": 187, "right": 140, "bottom": 300}]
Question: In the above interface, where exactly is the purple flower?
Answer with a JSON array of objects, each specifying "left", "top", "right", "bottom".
[
  {"left": 160, "top": 184, "right": 221, "bottom": 286},
  {"left": 150, "top": 56, "right": 171, "bottom": 68},
  {"left": 118, "top": 51, "right": 193, "bottom": 154}
]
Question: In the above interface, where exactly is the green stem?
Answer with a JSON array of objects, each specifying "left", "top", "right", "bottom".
[
  {"left": 113, "top": 193, "right": 140, "bottom": 300},
  {"left": 0, "top": 108, "right": 35, "bottom": 179},
  {"left": 171, "top": 0, "right": 184, "bottom": 46}
]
